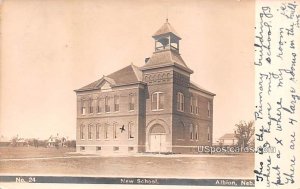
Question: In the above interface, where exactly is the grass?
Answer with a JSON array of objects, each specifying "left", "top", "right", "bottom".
[
  {"left": 0, "top": 147, "right": 254, "bottom": 178},
  {"left": 0, "top": 146, "right": 76, "bottom": 159}
]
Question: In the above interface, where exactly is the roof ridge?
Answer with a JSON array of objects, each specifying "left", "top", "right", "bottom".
[{"left": 130, "top": 64, "right": 143, "bottom": 81}]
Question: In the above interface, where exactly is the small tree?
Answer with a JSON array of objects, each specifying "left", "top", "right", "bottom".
[{"left": 234, "top": 121, "right": 254, "bottom": 148}]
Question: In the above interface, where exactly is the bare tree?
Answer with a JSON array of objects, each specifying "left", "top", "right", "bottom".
[{"left": 234, "top": 121, "right": 255, "bottom": 148}]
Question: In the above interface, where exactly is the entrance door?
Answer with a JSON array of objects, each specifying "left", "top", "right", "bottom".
[
  {"left": 150, "top": 134, "right": 166, "bottom": 152},
  {"left": 149, "top": 123, "right": 167, "bottom": 153}
]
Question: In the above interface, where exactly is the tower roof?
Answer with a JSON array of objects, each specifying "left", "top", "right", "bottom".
[{"left": 152, "top": 19, "right": 181, "bottom": 39}]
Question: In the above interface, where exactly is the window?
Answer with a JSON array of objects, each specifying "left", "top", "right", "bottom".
[
  {"left": 104, "top": 124, "right": 109, "bottom": 139},
  {"left": 105, "top": 96, "right": 110, "bottom": 112},
  {"left": 81, "top": 100, "right": 86, "bottom": 115},
  {"left": 195, "top": 97, "right": 199, "bottom": 115},
  {"left": 80, "top": 146, "right": 85, "bottom": 151},
  {"left": 89, "top": 98, "right": 93, "bottom": 114},
  {"left": 190, "top": 96, "right": 194, "bottom": 113},
  {"left": 96, "top": 124, "right": 100, "bottom": 140},
  {"left": 178, "top": 122, "right": 185, "bottom": 140},
  {"left": 128, "top": 147, "right": 134, "bottom": 151},
  {"left": 190, "top": 124, "right": 193, "bottom": 140},
  {"left": 195, "top": 125, "right": 199, "bottom": 141},
  {"left": 113, "top": 123, "right": 118, "bottom": 139},
  {"left": 208, "top": 101, "right": 211, "bottom": 118},
  {"left": 177, "top": 92, "right": 184, "bottom": 112},
  {"left": 208, "top": 127, "right": 210, "bottom": 142},
  {"left": 129, "top": 94, "right": 134, "bottom": 111},
  {"left": 88, "top": 125, "right": 93, "bottom": 140},
  {"left": 96, "top": 146, "right": 101, "bottom": 151},
  {"left": 128, "top": 122, "right": 134, "bottom": 139},
  {"left": 113, "top": 146, "right": 119, "bottom": 151},
  {"left": 96, "top": 98, "right": 102, "bottom": 113},
  {"left": 152, "top": 92, "right": 164, "bottom": 110},
  {"left": 114, "top": 95, "right": 119, "bottom": 112},
  {"left": 80, "top": 125, "right": 85, "bottom": 140}
]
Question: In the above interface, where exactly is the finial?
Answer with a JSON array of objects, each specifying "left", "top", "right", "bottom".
[{"left": 166, "top": 6, "right": 169, "bottom": 23}]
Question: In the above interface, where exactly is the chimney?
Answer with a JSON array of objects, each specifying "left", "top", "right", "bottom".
[{"left": 145, "top": 57, "right": 150, "bottom": 64}]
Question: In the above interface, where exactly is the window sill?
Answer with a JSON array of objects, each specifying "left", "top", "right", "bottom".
[{"left": 152, "top": 109, "right": 164, "bottom": 112}]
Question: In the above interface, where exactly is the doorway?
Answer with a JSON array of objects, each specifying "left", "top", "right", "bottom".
[{"left": 149, "top": 124, "right": 167, "bottom": 152}]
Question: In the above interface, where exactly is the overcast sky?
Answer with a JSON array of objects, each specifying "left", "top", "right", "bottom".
[{"left": 0, "top": 0, "right": 254, "bottom": 140}]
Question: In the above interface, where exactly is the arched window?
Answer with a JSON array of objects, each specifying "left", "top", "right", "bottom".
[
  {"left": 96, "top": 97, "right": 102, "bottom": 113},
  {"left": 88, "top": 125, "right": 93, "bottom": 140},
  {"left": 96, "top": 124, "right": 101, "bottom": 140},
  {"left": 208, "top": 101, "right": 211, "bottom": 118},
  {"left": 80, "top": 125, "right": 85, "bottom": 140},
  {"left": 178, "top": 121, "right": 185, "bottom": 140},
  {"left": 114, "top": 95, "right": 120, "bottom": 112},
  {"left": 195, "top": 97, "right": 199, "bottom": 115},
  {"left": 195, "top": 125, "right": 199, "bottom": 141},
  {"left": 81, "top": 100, "right": 86, "bottom": 115},
  {"left": 113, "top": 123, "right": 118, "bottom": 139},
  {"left": 104, "top": 124, "right": 109, "bottom": 139},
  {"left": 208, "top": 127, "right": 210, "bottom": 142},
  {"left": 177, "top": 92, "right": 184, "bottom": 112},
  {"left": 105, "top": 96, "right": 110, "bottom": 112},
  {"left": 190, "top": 124, "right": 193, "bottom": 140},
  {"left": 152, "top": 92, "right": 164, "bottom": 110},
  {"left": 128, "top": 122, "right": 134, "bottom": 139},
  {"left": 190, "top": 96, "right": 194, "bottom": 113},
  {"left": 89, "top": 98, "right": 93, "bottom": 114},
  {"left": 129, "top": 93, "right": 135, "bottom": 111}
]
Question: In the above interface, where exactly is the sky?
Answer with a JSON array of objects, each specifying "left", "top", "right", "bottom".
[{"left": 0, "top": 0, "right": 255, "bottom": 140}]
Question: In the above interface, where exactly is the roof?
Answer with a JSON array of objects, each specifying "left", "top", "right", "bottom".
[
  {"left": 141, "top": 50, "right": 193, "bottom": 73},
  {"left": 219, "top": 133, "right": 237, "bottom": 140},
  {"left": 153, "top": 19, "right": 181, "bottom": 39},
  {"left": 189, "top": 81, "right": 216, "bottom": 96},
  {"left": 75, "top": 64, "right": 143, "bottom": 92}
]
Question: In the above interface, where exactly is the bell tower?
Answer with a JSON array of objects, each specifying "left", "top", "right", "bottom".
[{"left": 153, "top": 19, "right": 181, "bottom": 53}]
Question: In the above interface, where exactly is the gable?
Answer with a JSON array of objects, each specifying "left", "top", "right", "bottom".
[
  {"left": 75, "top": 64, "right": 143, "bottom": 92},
  {"left": 99, "top": 81, "right": 112, "bottom": 91}
]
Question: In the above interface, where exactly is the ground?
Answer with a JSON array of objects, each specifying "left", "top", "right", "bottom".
[{"left": 0, "top": 147, "right": 254, "bottom": 179}]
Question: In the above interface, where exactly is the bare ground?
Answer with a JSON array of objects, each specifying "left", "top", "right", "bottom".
[{"left": 0, "top": 147, "right": 254, "bottom": 179}]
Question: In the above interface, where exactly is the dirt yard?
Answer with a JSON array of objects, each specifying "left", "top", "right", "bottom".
[{"left": 0, "top": 147, "right": 254, "bottom": 179}]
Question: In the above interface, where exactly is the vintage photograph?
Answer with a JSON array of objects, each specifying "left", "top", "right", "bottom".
[{"left": 0, "top": 0, "right": 255, "bottom": 187}]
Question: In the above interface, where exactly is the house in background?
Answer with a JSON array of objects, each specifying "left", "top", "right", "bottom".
[
  {"left": 47, "top": 134, "right": 67, "bottom": 147},
  {"left": 218, "top": 133, "right": 238, "bottom": 146},
  {"left": 74, "top": 20, "right": 215, "bottom": 154},
  {"left": 15, "top": 138, "right": 28, "bottom": 147}
]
